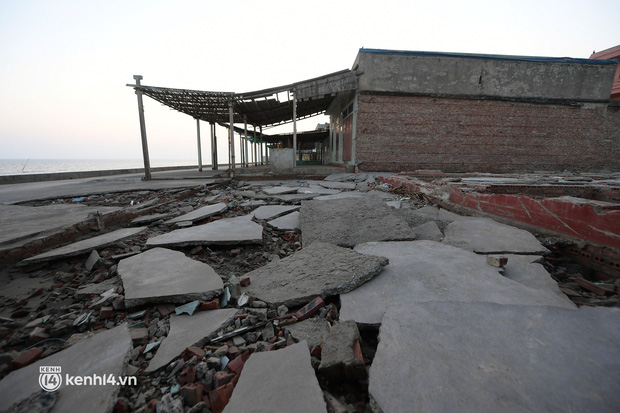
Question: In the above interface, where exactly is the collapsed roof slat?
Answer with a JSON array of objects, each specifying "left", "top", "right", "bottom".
[{"left": 127, "top": 69, "right": 358, "bottom": 127}]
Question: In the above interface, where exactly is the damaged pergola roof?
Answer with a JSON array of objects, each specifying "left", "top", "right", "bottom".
[{"left": 128, "top": 69, "right": 358, "bottom": 127}]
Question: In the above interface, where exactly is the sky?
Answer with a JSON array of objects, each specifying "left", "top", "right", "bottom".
[{"left": 0, "top": 0, "right": 618, "bottom": 165}]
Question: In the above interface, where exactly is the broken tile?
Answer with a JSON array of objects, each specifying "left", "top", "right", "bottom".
[
  {"left": 224, "top": 342, "right": 327, "bottom": 413},
  {"left": 370, "top": 302, "right": 620, "bottom": 413},
  {"left": 164, "top": 202, "right": 227, "bottom": 224},
  {"left": 241, "top": 242, "right": 388, "bottom": 307},
  {"left": 19, "top": 227, "right": 147, "bottom": 265},
  {"left": 300, "top": 196, "right": 415, "bottom": 248},
  {"left": 118, "top": 248, "right": 224, "bottom": 307},
  {"left": 146, "top": 309, "right": 237, "bottom": 372},
  {"left": 340, "top": 241, "right": 575, "bottom": 325},
  {"left": 146, "top": 215, "right": 263, "bottom": 248},
  {"left": 84, "top": 249, "right": 100, "bottom": 271}
]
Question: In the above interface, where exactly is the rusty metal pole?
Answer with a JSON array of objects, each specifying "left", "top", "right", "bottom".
[
  {"left": 210, "top": 122, "right": 218, "bottom": 170},
  {"left": 133, "top": 75, "right": 151, "bottom": 180},
  {"left": 196, "top": 118, "right": 202, "bottom": 172},
  {"left": 293, "top": 88, "right": 297, "bottom": 168},
  {"left": 228, "top": 99, "right": 235, "bottom": 170}
]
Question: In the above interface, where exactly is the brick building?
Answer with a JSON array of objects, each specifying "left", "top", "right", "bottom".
[
  {"left": 327, "top": 48, "right": 620, "bottom": 173},
  {"left": 590, "top": 45, "right": 620, "bottom": 101}
]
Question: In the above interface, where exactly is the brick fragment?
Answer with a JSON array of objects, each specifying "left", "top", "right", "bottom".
[
  {"left": 294, "top": 297, "right": 325, "bottom": 322},
  {"left": 182, "top": 346, "right": 206, "bottom": 361},
  {"left": 199, "top": 299, "right": 220, "bottom": 311},
  {"left": 208, "top": 382, "right": 234, "bottom": 413},
  {"left": 239, "top": 276, "right": 251, "bottom": 287},
  {"left": 179, "top": 365, "right": 196, "bottom": 385},
  {"left": 11, "top": 347, "right": 44, "bottom": 369},
  {"left": 213, "top": 371, "right": 236, "bottom": 388},
  {"left": 180, "top": 383, "right": 204, "bottom": 407}
]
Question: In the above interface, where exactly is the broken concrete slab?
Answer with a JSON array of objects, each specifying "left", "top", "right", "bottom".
[
  {"left": 131, "top": 212, "right": 173, "bottom": 226},
  {"left": 313, "top": 191, "right": 366, "bottom": 201},
  {"left": 411, "top": 221, "right": 444, "bottom": 242},
  {"left": 146, "top": 215, "right": 263, "bottom": 248},
  {"left": 118, "top": 248, "right": 224, "bottom": 307},
  {"left": 262, "top": 186, "right": 299, "bottom": 196},
  {"left": 0, "top": 204, "right": 120, "bottom": 247},
  {"left": 164, "top": 202, "right": 227, "bottom": 224},
  {"left": 240, "top": 200, "right": 266, "bottom": 207},
  {"left": 297, "top": 186, "right": 341, "bottom": 195},
  {"left": 340, "top": 241, "right": 575, "bottom": 325},
  {"left": 319, "top": 181, "right": 357, "bottom": 190},
  {"left": 319, "top": 321, "right": 366, "bottom": 381},
  {"left": 370, "top": 302, "right": 620, "bottom": 413},
  {"left": 285, "top": 317, "right": 330, "bottom": 348},
  {"left": 272, "top": 193, "right": 319, "bottom": 203},
  {"left": 300, "top": 196, "right": 415, "bottom": 248},
  {"left": 443, "top": 216, "right": 549, "bottom": 254},
  {"left": 224, "top": 341, "right": 327, "bottom": 413},
  {"left": 324, "top": 173, "right": 369, "bottom": 182},
  {"left": 0, "top": 323, "right": 132, "bottom": 413},
  {"left": 240, "top": 242, "right": 388, "bottom": 307},
  {"left": 146, "top": 308, "right": 237, "bottom": 372},
  {"left": 250, "top": 205, "right": 300, "bottom": 220},
  {"left": 267, "top": 211, "right": 300, "bottom": 231},
  {"left": 19, "top": 227, "right": 147, "bottom": 266},
  {"left": 501, "top": 254, "right": 573, "bottom": 306},
  {"left": 75, "top": 277, "right": 120, "bottom": 300}
]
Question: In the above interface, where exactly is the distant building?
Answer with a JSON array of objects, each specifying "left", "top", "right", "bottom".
[{"left": 590, "top": 45, "right": 620, "bottom": 100}]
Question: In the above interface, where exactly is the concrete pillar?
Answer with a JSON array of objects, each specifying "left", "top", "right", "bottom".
[
  {"left": 211, "top": 122, "right": 218, "bottom": 170},
  {"left": 292, "top": 88, "right": 297, "bottom": 168},
  {"left": 228, "top": 100, "right": 235, "bottom": 169},
  {"left": 245, "top": 126, "right": 250, "bottom": 167},
  {"left": 133, "top": 75, "right": 151, "bottom": 180},
  {"left": 260, "top": 126, "right": 266, "bottom": 164},
  {"left": 196, "top": 118, "right": 202, "bottom": 172}
]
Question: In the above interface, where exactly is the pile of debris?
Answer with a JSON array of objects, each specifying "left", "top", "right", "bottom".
[{"left": 0, "top": 173, "right": 619, "bottom": 413}]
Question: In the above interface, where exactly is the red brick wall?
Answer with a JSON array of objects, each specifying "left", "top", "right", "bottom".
[{"left": 356, "top": 93, "right": 620, "bottom": 173}]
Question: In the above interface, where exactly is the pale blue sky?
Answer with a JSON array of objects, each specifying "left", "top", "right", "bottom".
[{"left": 0, "top": 0, "right": 618, "bottom": 163}]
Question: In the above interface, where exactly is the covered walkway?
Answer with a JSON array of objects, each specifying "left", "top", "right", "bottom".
[{"left": 127, "top": 70, "right": 357, "bottom": 179}]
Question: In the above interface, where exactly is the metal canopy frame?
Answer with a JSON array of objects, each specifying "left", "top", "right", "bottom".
[
  {"left": 127, "top": 69, "right": 357, "bottom": 178},
  {"left": 126, "top": 69, "right": 357, "bottom": 127}
]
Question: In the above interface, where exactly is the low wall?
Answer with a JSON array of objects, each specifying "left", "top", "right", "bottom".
[{"left": 355, "top": 93, "right": 620, "bottom": 173}]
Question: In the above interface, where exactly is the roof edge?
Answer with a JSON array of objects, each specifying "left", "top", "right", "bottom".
[{"left": 358, "top": 48, "right": 618, "bottom": 65}]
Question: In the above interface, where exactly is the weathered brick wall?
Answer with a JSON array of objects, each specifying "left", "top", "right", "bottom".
[{"left": 356, "top": 93, "right": 620, "bottom": 173}]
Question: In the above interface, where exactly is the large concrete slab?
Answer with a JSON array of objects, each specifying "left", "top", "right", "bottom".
[
  {"left": 370, "top": 302, "right": 620, "bottom": 413},
  {"left": 319, "top": 181, "right": 357, "bottom": 190},
  {"left": 146, "top": 308, "right": 237, "bottom": 372},
  {"left": 0, "top": 323, "right": 132, "bottom": 413},
  {"left": 250, "top": 205, "right": 299, "bottom": 220},
  {"left": 297, "top": 186, "right": 341, "bottom": 195},
  {"left": 19, "top": 227, "right": 147, "bottom": 265},
  {"left": 241, "top": 242, "right": 388, "bottom": 307},
  {"left": 300, "top": 196, "right": 415, "bottom": 248},
  {"left": 118, "top": 248, "right": 224, "bottom": 307},
  {"left": 340, "top": 241, "right": 575, "bottom": 325},
  {"left": 443, "top": 216, "right": 549, "bottom": 254},
  {"left": 267, "top": 211, "right": 300, "bottom": 230},
  {"left": 262, "top": 186, "right": 299, "bottom": 195},
  {"left": 224, "top": 341, "right": 327, "bottom": 413},
  {"left": 146, "top": 215, "right": 263, "bottom": 248},
  {"left": 0, "top": 204, "right": 120, "bottom": 247},
  {"left": 314, "top": 192, "right": 365, "bottom": 201},
  {"left": 285, "top": 317, "right": 330, "bottom": 348},
  {"left": 164, "top": 202, "right": 227, "bottom": 224}
]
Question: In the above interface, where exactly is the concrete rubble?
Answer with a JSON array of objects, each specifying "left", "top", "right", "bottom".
[
  {"left": 146, "top": 309, "right": 237, "bottom": 372},
  {"left": 224, "top": 342, "right": 327, "bottom": 413},
  {"left": 1, "top": 172, "right": 619, "bottom": 412},
  {"left": 19, "top": 227, "right": 147, "bottom": 266},
  {"left": 340, "top": 241, "right": 575, "bottom": 325},
  {"left": 370, "top": 302, "right": 620, "bottom": 413},
  {"left": 118, "top": 248, "right": 224, "bottom": 307},
  {"left": 239, "top": 242, "right": 388, "bottom": 306},
  {"left": 0, "top": 323, "right": 132, "bottom": 413},
  {"left": 146, "top": 215, "right": 263, "bottom": 248},
  {"left": 300, "top": 196, "right": 416, "bottom": 247}
]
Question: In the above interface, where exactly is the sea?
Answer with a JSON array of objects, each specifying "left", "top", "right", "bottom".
[{"left": 0, "top": 159, "right": 197, "bottom": 176}]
